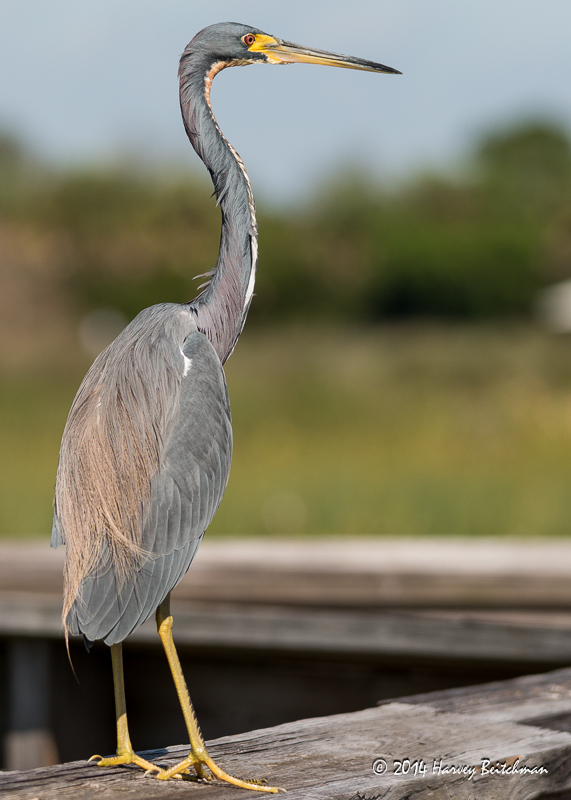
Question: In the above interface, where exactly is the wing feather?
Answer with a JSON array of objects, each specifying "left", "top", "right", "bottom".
[{"left": 66, "top": 328, "right": 232, "bottom": 644}]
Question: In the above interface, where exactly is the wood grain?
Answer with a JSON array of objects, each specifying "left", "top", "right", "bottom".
[
  {"left": 4, "top": 667, "right": 571, "bottom": 799},
  {"left": 5, "top": 538, "right": 571, "bottom": 608},
  {"left": 3, "top": 592, "right": 571, "bottom": 666}
]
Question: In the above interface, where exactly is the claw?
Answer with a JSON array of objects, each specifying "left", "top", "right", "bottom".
[
  {"left": 178, "top": 773, "right": 210, "bottom": 783},
  {"left": 88, "top": 755, "right": 103, "bottom": 763},
  {"left": 144, "top": 764, "right": 187, "bottom": 780},
  {"left": 151, "top": 752, "right": 282, "bottom": 792}
]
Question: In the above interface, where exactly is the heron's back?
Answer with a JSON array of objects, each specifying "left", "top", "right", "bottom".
[{"left": 52, "top": 303, "right": 232, "bottom": 645}]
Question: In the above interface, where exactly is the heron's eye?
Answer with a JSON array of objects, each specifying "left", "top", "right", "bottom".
[{"left": 243, "top": 34, "right": 256, "bottom": 47}]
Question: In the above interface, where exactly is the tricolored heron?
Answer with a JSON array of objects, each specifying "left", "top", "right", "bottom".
[{"left": 52, "top": 22, "right": 400, "bottom": 792}]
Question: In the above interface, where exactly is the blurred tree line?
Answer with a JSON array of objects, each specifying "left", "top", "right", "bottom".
[
  {"left": 2, "top": 121, "right": 571, "bottom": 537},
  {"left": 0, "top": 119, "right": 570, "bottom": 370}
]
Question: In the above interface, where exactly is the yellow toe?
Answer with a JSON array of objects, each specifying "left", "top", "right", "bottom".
[
  {"left": 149, "top": 752, "right": 281, "bottom": 792},
  {"left": 90, "top": 751, "right": 158, "bottom": 772}
]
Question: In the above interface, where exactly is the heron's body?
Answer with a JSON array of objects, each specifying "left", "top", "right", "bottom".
[
  {"left": 52, "top": 22, "right": 400, "bottom": 790},
  {"left": 53, "top": 304, "right": 231, "bottom": 644}
]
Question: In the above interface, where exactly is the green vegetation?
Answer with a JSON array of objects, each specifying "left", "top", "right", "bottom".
[
  {"left": 1, "top": 120, "right": 571, "bottom": 538},
  {"left": 4, "top": 324, "right": 571, "bottom": 538},
  {"left": 169, "top": 324, "right": 571, "bottom": 537}
]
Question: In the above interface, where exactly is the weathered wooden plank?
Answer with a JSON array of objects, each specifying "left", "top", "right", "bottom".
[
  {"left": 4, "top": 667, "right": 571, "bottom": 799},
  {"left": 3, "top": 590, "right": 571, "bottom": 666},
  {"left": 147, "top": 605, "right": 571, "bottom": 665},
  {"left": 0, "top": 593, "right": 62, "bottom": 637},
  {"left": 5, "top": 538, "right": 571, "bottom": 607},
  {"left": 382, "top": 665, "right": 571, "bottom": 721}
]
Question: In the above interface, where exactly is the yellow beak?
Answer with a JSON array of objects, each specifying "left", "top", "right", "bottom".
[{"left": 249, "top": 34, "right": 401, "bottom": 74}]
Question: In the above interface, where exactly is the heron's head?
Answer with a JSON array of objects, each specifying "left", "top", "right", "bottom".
[{"left": 184, "top": 22, "right": 401, "bottom": 75}]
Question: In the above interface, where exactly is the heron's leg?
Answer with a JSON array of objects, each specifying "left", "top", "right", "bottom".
[
  {"left": 149, "top": 595, "right": 281, "bottom": 793},
  {"left": 89, "top": 642, "right": 157, "bottom": 772}
]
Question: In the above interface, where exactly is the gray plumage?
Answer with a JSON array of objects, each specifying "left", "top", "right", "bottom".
[
  {"left": 179, "top": 24, "right": 261, "bottom": 364},
  {"left": 53, "top": 304, "right": 231, "bottom": 644},
  {"left": 52, "top": 22, "right": 400, "bottom": 651},
  {"left": 52, "top": 25, "right": 260, "bottom": 646}
]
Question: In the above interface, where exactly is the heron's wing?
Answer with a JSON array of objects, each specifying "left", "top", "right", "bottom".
[{"left": 68, "top": 331, "right": 232, "bottom": 645}]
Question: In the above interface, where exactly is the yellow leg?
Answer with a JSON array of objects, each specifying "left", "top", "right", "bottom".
[
  {"left": 148, "top": 595, "right": 282, "bottom": 793},
  {"left": 89, "top": 642, "right": 157, "bottom": 772}
]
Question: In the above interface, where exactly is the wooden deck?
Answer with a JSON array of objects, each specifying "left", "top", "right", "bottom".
[
  {"left": 6, "top": 537, "right": 571, "bottom": 607},
  {"left": 4, "top": 666, "right": 571, "bottom": 799},
  {"left": 5, "top": 539, "right": 571, "bottom": 666},
  {"left": 4, "top": 537, "right": 571, "bottom": 666},
  {"left": 3, "top": 537, "right": 571, "bottom": 777}
]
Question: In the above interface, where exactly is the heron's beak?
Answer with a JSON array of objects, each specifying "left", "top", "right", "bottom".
[{"left": 250, "top": 34, "right": 401, "bottom": 74}]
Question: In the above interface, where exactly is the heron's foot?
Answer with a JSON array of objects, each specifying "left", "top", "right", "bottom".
[
  {"left": 146, "top": 751, "right": 283, "bottom": 793},
  {"left": 89, "top": 751, "right": 158, "bottom": 772}
]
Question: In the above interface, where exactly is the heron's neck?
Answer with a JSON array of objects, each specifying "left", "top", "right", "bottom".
[{"left": 180, "top": 56, "right": 258, "bottom": 364}]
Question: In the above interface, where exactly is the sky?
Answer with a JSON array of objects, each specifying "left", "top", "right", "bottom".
[{"left": 1, "top": 1, "right": 570, "bottom": 202}]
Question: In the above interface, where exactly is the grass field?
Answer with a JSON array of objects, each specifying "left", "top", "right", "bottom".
[{"left": 2, "top": 322, "right": 571, "bottom": 539}]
